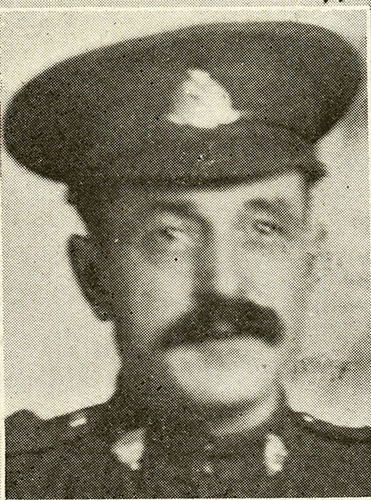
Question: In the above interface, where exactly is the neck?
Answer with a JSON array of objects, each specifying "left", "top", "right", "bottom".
[
  {"left": 111, "top": 366, "right": 284, "bottom": 439},
  {"left": 143, "top": 385, "right": 285, "bottom": 459},
  {"left": 206, "top": 386, "right": 281, "bottom": 437}
]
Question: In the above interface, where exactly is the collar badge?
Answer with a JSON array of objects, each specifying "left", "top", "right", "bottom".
[
  {"left": 112, "top": 428, "right": 145, "bottom": 471},
  {"left": 264, "top": 433, "right": 288, "bottom": 475}
]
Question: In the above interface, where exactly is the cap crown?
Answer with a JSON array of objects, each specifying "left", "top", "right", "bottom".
[{"left": 4, "top": 21, "right": 362, "bottom": 188}]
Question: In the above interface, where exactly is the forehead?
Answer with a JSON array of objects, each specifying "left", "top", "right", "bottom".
[
  {"left": 93, "top": 171, "right": 307, "bottom": 231},
  {"left": 147, "top": 172, "right": 306, "bottom": 222},
  {"left": 166, "top": 172, "right": 303, "bottom": 209}
]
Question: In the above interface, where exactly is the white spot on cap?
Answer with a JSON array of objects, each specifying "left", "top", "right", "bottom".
[
  {"left": 166, "top": 69, "right": 245, "bottom": 129},
  {"left": 203, "top": 462, "right": 213, "bottom": 474}
]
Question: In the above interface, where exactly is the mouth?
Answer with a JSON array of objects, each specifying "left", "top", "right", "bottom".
[
  {"left": 160, "top": 321, "right": 234, "bottom": 349},
  {"left": 161, "top": 318, "right": 281, "bottom": 350},
  {"left": 186, "top": 321, "right": 237, "bottom": 344}
]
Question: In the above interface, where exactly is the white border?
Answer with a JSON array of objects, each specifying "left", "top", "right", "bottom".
[{"left": 1, "top": 4, "right": 369, "bottom": 500}]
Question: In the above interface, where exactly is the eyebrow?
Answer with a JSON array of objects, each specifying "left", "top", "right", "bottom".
[
  {"left": 145, "top": 200, "right": 210, "bottom": 229},
  {"left": 245, "top": 198, "right": 303, "bottom": 223},
  {"left": 147, "top": 197, "right": 303, "bottom": 224},
  {"left": 149, "top": 200, "right": 199, "bottom": 218}
]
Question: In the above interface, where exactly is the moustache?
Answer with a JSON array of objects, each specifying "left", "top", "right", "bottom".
[{"left": 159, "top": 294, "right": 284, "bottom": 349}]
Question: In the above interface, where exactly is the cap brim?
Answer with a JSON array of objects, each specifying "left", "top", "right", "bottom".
[{"left": 81, "top": 119, "right": 326, "bottom": 190}]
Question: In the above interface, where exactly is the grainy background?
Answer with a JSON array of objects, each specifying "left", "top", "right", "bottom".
[{"left": 3, "top": 4, "right": 370, "bottom": 426}]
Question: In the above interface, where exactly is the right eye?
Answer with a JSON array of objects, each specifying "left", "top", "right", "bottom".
[{"left": 145, "top": 225, "right": 199, "bottom": 255}]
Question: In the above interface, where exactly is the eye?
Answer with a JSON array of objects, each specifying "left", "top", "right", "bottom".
[
  {"left": 159, "top": 227, "right": 192, "bottom": 244},
  {"left": 148, "top": 225, "right": 198, "bottom": 253},
  {"left": 253, "top": 220, "right": 284, "bottom": 236}
]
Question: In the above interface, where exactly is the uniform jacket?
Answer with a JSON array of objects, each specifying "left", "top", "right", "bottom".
[{"left": 5, "top": 399, "right": 371, "bottom": 498}]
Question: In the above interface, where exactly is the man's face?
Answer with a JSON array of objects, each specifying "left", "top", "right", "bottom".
[{"left": 85, "top": 172, "right": 311, "bottom": 415}]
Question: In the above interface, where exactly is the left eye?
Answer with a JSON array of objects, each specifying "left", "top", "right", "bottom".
[{"left": 253, "top": 221, "right": 282, "bottom": 235}]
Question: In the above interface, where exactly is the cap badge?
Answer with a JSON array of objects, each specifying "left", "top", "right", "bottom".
[{"left": 166, "top": 69, "right": 244, "bottom": 129}]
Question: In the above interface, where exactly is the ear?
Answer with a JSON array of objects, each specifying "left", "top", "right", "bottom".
[{"left": 68, "top": 234, "right": 112, "bottom": 321}]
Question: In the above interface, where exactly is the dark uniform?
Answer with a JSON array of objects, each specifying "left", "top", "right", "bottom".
[
  {"left": 4, "top": 20, "right": 370, "bottom": 499},
  {"left": 5, "top": 397, "right": 371, "bottom": 498}
]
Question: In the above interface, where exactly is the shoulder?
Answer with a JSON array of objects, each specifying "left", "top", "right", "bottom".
[
  {"left": 5, "top": 403, "right": 139, "bottom": 498},
  {"left": 290, "top": 409, "right": 371, "bottom": 443},
  {"left": 5, "top": 403, "right": 109, "bottom": 455},
  {"left": 284, "top": 409, "right": 371, "bottom": 496}
]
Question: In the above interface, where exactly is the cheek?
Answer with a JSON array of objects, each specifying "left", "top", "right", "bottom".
[
  {"left": 242, "top": 251, "right": 307, "bottom": 312},
  {"left": 106, "top": 246, "right": 194, "bottom": 335}
]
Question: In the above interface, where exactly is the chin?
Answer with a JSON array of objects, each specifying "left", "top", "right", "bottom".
[
  {"left": 119, "top": 336, "right": 283, "bottom": 423},
  {"left": 163, "top": 340, "right": 281, "bottom": 411},
  {"left": 168, "top": 374, "right": 274, "bottom": 413}
]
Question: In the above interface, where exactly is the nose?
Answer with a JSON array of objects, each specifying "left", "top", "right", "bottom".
[{"left": 196, "top": 236, "right": 243, "bottom": 298}]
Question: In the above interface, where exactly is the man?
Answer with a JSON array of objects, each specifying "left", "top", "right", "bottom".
[{"left": 4, "top": 21, "right": 371, "bottom": 498}]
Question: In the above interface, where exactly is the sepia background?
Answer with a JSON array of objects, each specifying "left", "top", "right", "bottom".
[{"left": 3, "top": 4, "right": 370, "bottom": 426}]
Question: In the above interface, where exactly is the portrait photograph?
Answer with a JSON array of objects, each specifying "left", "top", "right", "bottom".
[{"left": 2, "top": 1, "right": 370, "bottom": 498}]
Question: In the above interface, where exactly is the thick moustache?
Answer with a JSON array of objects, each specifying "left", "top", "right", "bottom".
[{"left": 159, "top": 295, "right": 284, "bottom": 349}]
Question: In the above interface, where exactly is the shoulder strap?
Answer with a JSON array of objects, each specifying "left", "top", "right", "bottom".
[
  {"left": 292, "top": 410, "right": 371, "bottom": 443},
  {"left": 5, "top": 403, "right": 113, "bottom": 455}
]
